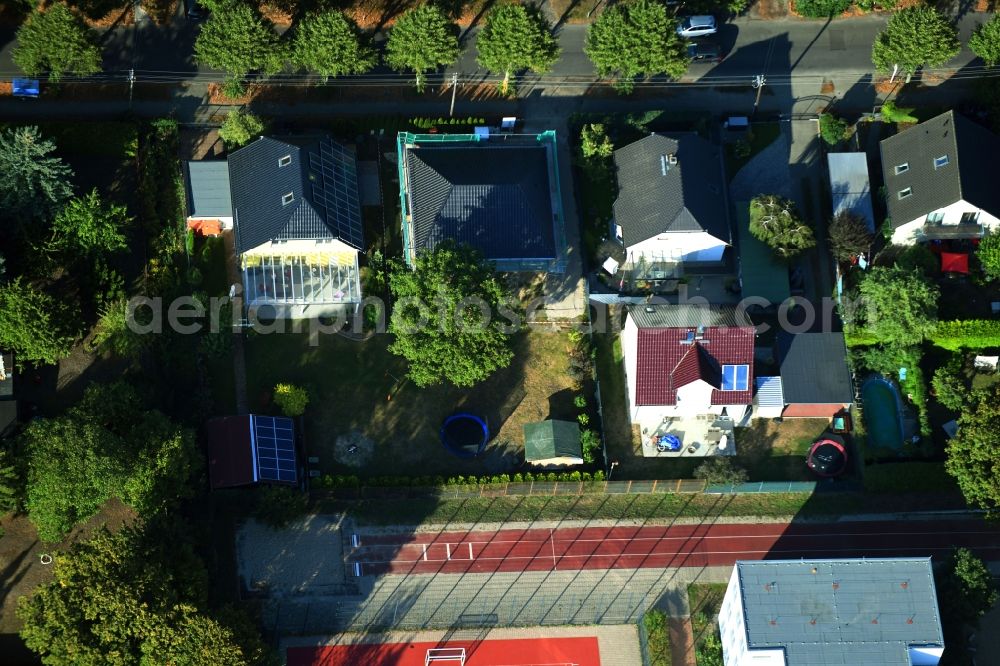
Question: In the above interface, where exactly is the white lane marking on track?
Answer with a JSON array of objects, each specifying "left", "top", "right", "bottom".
[{"left": 550, "top": 529, "right": 557, "bottom": 570}]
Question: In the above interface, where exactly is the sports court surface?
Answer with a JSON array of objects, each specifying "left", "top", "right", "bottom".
[
  {"left": 287, "top": 636, "right": 600, "bottom": 666},
  {"left": 349, "top": 520, "right": 1000, "bottom": 575}
]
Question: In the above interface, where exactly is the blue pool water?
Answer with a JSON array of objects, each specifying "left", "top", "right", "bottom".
[{"left": 861, "top": 377, "right": 905, "bottom": 455}]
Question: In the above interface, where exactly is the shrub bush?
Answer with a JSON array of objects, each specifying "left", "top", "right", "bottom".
[
  {"left": 254, "top": 486, "right": 307, "bottom": 528},
  {"left": 819, "top": 113, "right": 849, "bottom": 145},
  {"left": 796, "top": 0, "right": 851, "bottom": 18},
  {"left": 273, "top": 383, "right": 309, "bottom": 417},
  {"left": 930, "top": 320, "right": 1000, "bottom": 350}
]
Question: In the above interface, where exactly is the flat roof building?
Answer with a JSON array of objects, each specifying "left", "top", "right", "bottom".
[{"left": 719, "top": 558, "right": 944, "bottom": 666}]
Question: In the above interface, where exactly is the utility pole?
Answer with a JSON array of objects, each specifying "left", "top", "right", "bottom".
[
  {"left": 449, "top": 72, "right": 458, "bottom": 117},
  {"left": 128, "top": 68, "right": 135, "bottom": 108},
  {"left": 751, "top": 74, "right": 766, "bottom": 114}
]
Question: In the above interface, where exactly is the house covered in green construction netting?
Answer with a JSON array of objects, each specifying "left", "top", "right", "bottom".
[
  {"left": 397, "top": 130, "right": 566, "bottom": 273},
  {"left": 523, "top": 419, "right": 582, "bottom": 467}
]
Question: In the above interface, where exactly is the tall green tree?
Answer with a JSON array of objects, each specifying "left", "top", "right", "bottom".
[
  {"left": 872, "top": 7, "right": 959, "bottom": 83},
  {"left": 0, "top": 448, "right": 20, "bottom": 514},
  {"left": 978, "top": 231, "right": 1000, "bottom": 280},
  {"left": 291, "top": 12, "right": 376, "bottom": 81},
  {"left": 194, "top": 4, "right": 283, "bottom": 94},
  {"left": 476, "top": 3, "right": 560, "bottom": 95},
  {"left": 945, "top": 386, "right": 1000, "bottom": 513},
  {"left": 970, "top": 15, "right": 1000, "bottom": 68},
  {"left": 0, "top": 125, "right": 74, "bottom": 227},
  {"left": 389, "top": 242, "right": 517, "bottom": 387},
  {"left": 0, "top": 278, "right": 74, "bottom": 365},
  {"left": 49, "top": 188, "right": 130, "bottom": 256},
  {"left": 935, "top": 547, "right": 999, "bottom": 651},
  {"left": 584, "top": 0, "right": 688, "bottom": 93},
  {"left": 748, "top": 195, "right": 816, "bottom": 260},
  {"left": 12, "top": 3, "right": 102, "bottom": 82},
  {"left": 20, "top": 382, "right": 199, "bottom": 541},
  {"left": 18, "top": 523, "right": 273, "bottom": 665},
  {"left": 856, "top": 266, "right": 939, "bottom": 347},
  {"left": 828, "top": 211, "right": 873, "bottom": 262},
  {"left": 385, "top": 5, "right": 460, "bottom": 92}
]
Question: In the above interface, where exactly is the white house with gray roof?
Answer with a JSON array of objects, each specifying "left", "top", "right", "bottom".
[
  {"left": 186, "top": 135, "right": 364, "bottom": 319},
  {"left": 719, "top": 558, "right": 944, "bottom": 666},
  {"left": 612, "top": 133, "right": 730, "bottom": 277},
  {"left": 880, "top": 111, "right": 1000, "bottom": 245}
]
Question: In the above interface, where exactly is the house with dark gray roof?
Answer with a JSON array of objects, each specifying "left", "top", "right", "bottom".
[
  {"left": 719, "top": 558, "right": 944, "bottom": 665},
  {"left": 774, "top": 331, "right": 853, "bottom": 418},
  {"left": 880, "top": 110, "right": 1000, "bottom": 244},
  {"left": 397, "top": 131, "right": 566, "bottom": 272},
  {"left": 185, "top": 135, "right": 364, "bottom": 319},
  {"left": 612, "top": 133, "right": 730, "bottom": 279}
]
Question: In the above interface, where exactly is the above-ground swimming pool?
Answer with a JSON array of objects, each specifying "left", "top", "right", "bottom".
[
  {"left": 860, "top": 377, "right": 905, "bottom": 455},
  {"left": 440, "top": 413, "right": 489, "bottom": 458}
]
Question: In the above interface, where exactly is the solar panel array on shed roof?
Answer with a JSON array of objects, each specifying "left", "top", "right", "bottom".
[
  {"left": 736, "top": 558, "right": 943, "bottom": 665},
  {"left": 252, "top": 415, "right": 297, "bottom": 483}
]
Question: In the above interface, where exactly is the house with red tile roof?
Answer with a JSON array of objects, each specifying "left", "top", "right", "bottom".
[{"left": 621, "top": 305, "right": 755, "bottom": 456}]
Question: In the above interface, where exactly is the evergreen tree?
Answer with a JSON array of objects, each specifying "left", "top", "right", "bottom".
[
  {"left": 291, "top": 12, "right": 376, "bottom": 81},
  {"left": 585, "top": 0, "right": 688, "bottom": 93},
  {"left": 872, "top": 7, "right": 959, "bottom": 83},
  {"left": 194, "top": 4, "right": 283, "bottom": 94},
  {"left": 748, "top": 195, "right": 816, "bottom": 260},
  {"left": 0, "top": 126, "right": 74, "bottom": 229},
  {"left": 970, "top": 15, "right": 1000, "bottom": 68},
  {"left": 828, "top": 211, "right": 873, "bottom": 262},
  {"left": 477, "top": 3, "right": 560, "bottom": 95},
  {"left": 12, "top": 4, "right": 102, "bottom": 82},
  {"left": 49, "top": 188, "right": 130, "bottom": 256},
  {"left": 385, "top": 5, "right": 460, "bottom": 92},
  {"left": 0, "top": 278, "right": 74, "bottom": 366}
]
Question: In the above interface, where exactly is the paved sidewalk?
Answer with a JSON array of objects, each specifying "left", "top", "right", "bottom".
[
  {"left": 669, "top": 618, "right": 697, "bottom": 666},
  {"left": 281, "top": 625, "right": 641, "bottom": 666}
]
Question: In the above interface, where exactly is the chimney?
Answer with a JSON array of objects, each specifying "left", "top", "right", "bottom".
[{"left": 668, "top": 153, "right": 678, "bottom": 165}]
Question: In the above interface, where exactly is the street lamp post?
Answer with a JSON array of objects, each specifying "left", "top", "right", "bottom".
[{"left": 608, "top": 461, "right": 619, "bottom": 481}]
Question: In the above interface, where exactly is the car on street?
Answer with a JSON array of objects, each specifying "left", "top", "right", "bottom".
[
  {"left": 687, "top": 40, "right": 724, "bottom": 63},
  {"left": 676, "top": 15, "right": 717, "bottom": 38}
]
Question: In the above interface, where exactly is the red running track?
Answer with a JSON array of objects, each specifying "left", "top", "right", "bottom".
[
  {"left": 288, "top": 637, "right": 600, "bottom": 666},
  {"left": 348, "top": 520, "right": 1000, "bottom": 575}
]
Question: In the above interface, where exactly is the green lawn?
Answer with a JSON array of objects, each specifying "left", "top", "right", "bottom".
[
  {"left": 863, "top": 461, "right": 961, "bottom": 494},
  {"left": 734, "top": 419, "right": 827, "bottom": 482},
  {"left": 241, "top": 329, "right": 580, "bottom": 478},
  {"left": 688, "top": 583, "right": 727, "bottom": 666},
  {"left": 725, "top": 122, "right": 781, "bottom": 178}
]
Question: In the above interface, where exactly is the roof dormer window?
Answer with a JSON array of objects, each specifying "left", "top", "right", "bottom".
[
  {"left": 278, "top": 155, "right": 292, "bottom": 167},
  {"left": 281, "top": 192, "right": 294, "bottom": 206}
]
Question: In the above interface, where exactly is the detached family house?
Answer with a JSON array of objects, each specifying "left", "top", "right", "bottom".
[
  {"left": 719, "top": 558, "right": 944, "bottom": 666},
  {"left": 397, "top": 131, "right": 566, "bottom": 272},
  {"left": 613, "top": 133, "right": 730, "bottom": 279},
  {"left": 621, "top": 305, "right": 754, "bottom": 456},
  {"left": 880, "top": 110, "right": 1000, "bottom": 245},
  {"left": 185, "top": 135, "right": 364, "bottom": 319}
]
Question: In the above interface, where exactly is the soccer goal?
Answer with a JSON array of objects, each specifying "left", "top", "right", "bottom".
[{"left": 425, "top": 647, "right": 466, "bottom": 665}]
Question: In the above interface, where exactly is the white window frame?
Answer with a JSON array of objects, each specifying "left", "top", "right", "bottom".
[
  {"left": 282, "top": 192, "right": 295, "bottom": 206},
  {"left": 278, "top": 155, "right": 292, "bottom": 167},
  {"left": 894, "top": 163, "right": 909, "bottom": 175},
  {"left": 897, "top": 187, "right": 912, "bottom": 200},
  {"left": 933, "top": 155, "right": 949, "bottom": 169}
]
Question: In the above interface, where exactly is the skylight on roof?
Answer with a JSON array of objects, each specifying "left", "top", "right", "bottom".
[
  {"left": 898, "top": 187, "right": 912, "bottom": 200},
  {"left": 281, "top": 192, "right": 294, "bottom": 206},
  {"left": 894, "top": 163, "right": 909, "bottom": 175},
  {"left": 278, "top": 155, "right": 292, "bottom": 167},
  {"left": 722, "top": 364, "right": 749, "bottom": 391},
  {"left": 934, "top": 155, "right": 949, "bottom": 169}
]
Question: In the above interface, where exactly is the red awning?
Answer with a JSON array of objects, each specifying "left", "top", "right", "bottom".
[{"left": 941, "top": 252, "right": 969, "bottom": 274}]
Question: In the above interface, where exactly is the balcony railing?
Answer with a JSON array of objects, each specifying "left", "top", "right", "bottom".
[{"left": 921, "top": 222, "right": 984, "bottom": 240}]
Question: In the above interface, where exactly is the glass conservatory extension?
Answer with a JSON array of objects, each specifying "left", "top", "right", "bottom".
[{"left": 242, "top": 251, "right": 361, "bottom": 312}]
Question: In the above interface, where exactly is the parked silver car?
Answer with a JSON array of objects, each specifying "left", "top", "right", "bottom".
[{"left": 676, "top": 15, "right": 718, "bottom": 38}]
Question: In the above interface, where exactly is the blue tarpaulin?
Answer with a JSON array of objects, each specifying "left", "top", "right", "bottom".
[{"left": 12, "top": 79, "right": 40, "bottom": 98}]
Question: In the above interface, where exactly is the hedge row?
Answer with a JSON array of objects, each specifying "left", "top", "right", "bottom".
[
  {"left": 928, "top": 319, "right": 1000, "bottom": 351},
  {"left": 846, "top": 320, "right": 1000, "bottom": 350},
  {"left": 316, "top": 470, "right": 607, "bottom": 489}
]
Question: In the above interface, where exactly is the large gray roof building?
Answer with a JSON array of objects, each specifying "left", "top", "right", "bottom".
[
  {"left": 880, "top": 111, "right": 1000, "bottom": 243},
  {"left": 719, "top": 558, "right": 944, "bottom": 666},
  {"left": 612, "top": 133, "right": 730, "bottom": 249},
  {"left": 397, "top": 131, "right": 565, "bottom": 273}
]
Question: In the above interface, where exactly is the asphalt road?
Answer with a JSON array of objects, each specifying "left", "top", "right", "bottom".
[
  {"left": 0, "top": 9, "right": 989, "bottom": 87},
  {"left": 349, "top": 520, "right": 1000, "bottom": 575}
]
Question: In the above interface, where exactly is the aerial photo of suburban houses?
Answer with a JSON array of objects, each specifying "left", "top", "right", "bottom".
[{"left": 4, "top": 0, "right": 1000, "bottom": 665}]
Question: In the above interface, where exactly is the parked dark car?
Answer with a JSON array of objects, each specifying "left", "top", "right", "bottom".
[
  {"left": 186, "top": 0, "right": 207, "bottom": 20},
  {"left": 687, "top": 40, "right": 724, "bottom": 63}
]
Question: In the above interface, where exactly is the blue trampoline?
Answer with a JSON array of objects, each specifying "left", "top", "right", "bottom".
[{"left": 440, "top": 413, "right": 489, "bottom": 458}]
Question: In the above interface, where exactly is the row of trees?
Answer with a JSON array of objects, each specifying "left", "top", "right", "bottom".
[
  {"left": 14, "top": 0, "right": 693, "bottom": 95},
  {"left": 873, "top": 9, "right": 1000, "bottom": 83}
]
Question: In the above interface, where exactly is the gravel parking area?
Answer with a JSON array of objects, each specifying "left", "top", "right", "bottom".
[{"left": 237, "top": 515, "right": 348, "bottom": 595}]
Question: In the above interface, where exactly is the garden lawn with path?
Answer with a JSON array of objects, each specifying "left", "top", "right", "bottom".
[
  {"left": 734, "top": 418, "right": 830, "bottom": 482},
  {"left": 241, "top": 328, "right": 582, "bottom": 478}
]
